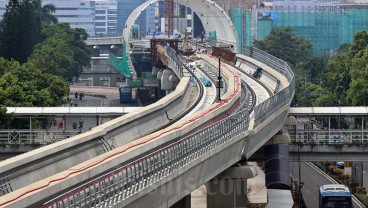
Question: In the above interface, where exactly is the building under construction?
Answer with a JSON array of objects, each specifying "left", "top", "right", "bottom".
[
  {"left": 214, "top": 0, "right": 368, "bottom": 54},
  {"left": 255, "top": 0, "right": 368, "bottom": 53}
]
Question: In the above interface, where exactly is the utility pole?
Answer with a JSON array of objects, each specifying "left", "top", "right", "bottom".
[{"left": 218, "top": 55, "right": 222, "bottom": 101}]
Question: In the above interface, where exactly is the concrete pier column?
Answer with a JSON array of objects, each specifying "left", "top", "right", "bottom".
[
  {"left": 264, "top": 131, "right": 291, "bottom": 190},
  {"left": 171, "top": 194, "right": 191, "bottom": 208},
  {"left": 352, "top": 161, "right": 364, "bottom": 190},
  {"left": 206, "top": 166, "right": 257, "bottom": 208}
]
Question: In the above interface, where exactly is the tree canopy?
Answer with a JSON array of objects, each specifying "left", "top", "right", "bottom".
[
  {"left": 0, "top": 58, "right": 69, "bottom": 107},
  {"left": 253, "top": 28, "right": 314, "bottom": 67},
  {"left": 0, "top": 107, "right": 13, "bottom": 129},
  {"left": 255, "top": 28, "right": 368, "bottom": 107},
  {"left": 29, "top": 23, "right": 92, "bottom": 81},
  {"left": 0, "top": 0, "right": 38, "bottom": 63},
  {"left": 0, "top": 0, "right": 57, "bottom": 63},
  {"left": 315, "top": 31, "right": 368, "bottom": 106}
]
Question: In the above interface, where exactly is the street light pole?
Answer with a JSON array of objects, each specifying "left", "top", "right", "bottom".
[{"left": 218, "top": 55, "right": 222, "bottom": 101}]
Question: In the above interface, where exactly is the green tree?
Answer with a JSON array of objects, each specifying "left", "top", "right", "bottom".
[
  {"left": 253, "top": 28, "right": 313, "bottom": 67},
  {"left": 0, "top": 0, "right": 42, "bottom": 63},
  {"left": 316, "top": 54, "right": 351, "bottom": 106},
  {"left": 0, "top": 107, "right": 13, "bottom": 129},
  {"left": 29, "top": 23, "right": 91, "bottom": 81},
  {"left": 348, "top": 30, "right": 368, "bottom": 58},
  {"left": 347, "top": 46, "right": 368, "bottom": 105},
  {"left": 314, "top": 31, "right": 368, "bottom": 106},
  {"left": 33, "top": 0, "right": 57, "bottom": 25},
  {"left": 0, "top": 58, "right": 69, "bottom": 107},
  {"left": 0, "top": 0, "right": 57, "bottom": 63}
]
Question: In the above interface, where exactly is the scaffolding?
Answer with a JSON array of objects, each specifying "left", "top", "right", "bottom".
[
  {"left": 232, "top": 8, "right": 244, "bottom": 53},
  {"left": 251, "top": 1, "right": 368, "bottom": 54}
]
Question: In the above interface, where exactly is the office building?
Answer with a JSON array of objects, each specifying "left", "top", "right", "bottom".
[
  {"left": 94, "top": 0, "right": 118, "bottom": 36},
  {"left": 43, "top": 0, "right": 95, "bottom": 36},
  {"left": 145, "top": 2, "right": 157, "bottom": 35}
]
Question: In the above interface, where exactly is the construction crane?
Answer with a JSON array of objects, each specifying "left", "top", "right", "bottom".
[{"left": 164, "top": 0, "right": 174, "bottom": 38}]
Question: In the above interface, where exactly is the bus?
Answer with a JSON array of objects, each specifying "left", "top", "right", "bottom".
[
  {"left": 319, "top": 184, "right": 352, "bottom": 208},
  {"left": 119, "top": 85, "right": 132, "bottom": 103}
]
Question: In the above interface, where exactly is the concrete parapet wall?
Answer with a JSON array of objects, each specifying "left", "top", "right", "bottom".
[
  {"left": 0, "top": 76, "right": 191, "bottom": 196},
  {"left": 122, "top": 134, "right": 247, "bottom": 208},
  {"left": 244, "top": 105, "right": 290, "bottom": 159},
  {"left": 0, "top": 54, "right": 242, "bottom": 207},
  {"left": 3, "top": 130, "right": 247, "bottom": 208},
  {"left": 85, "top": 37, "right": 123, "bottom": 46}
]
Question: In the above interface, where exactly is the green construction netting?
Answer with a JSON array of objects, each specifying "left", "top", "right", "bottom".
[
  {"left": 129, "top": 79, "right": 143, "bottom": 88},
  {"left": 245, "top": 13, "right": 252, "bottom": 47},
  {"left": 206, "top": 31, "right": 217, "bottom": 44},
  {"left": 108, "top": 41, "right": 133, "bottom": 78},
  {"left": 255, "top": 7, "right": 368, "bottom": 54},
  {"left": 232, "top": 8, "right": 243, "bottom": 53},
  {"left": 142, "top": 72, "right": 155, "bottom": 79}
]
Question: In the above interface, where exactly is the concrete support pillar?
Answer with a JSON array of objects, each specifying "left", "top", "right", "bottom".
[
  {"left": 264, "top": 132, "right": 291, "bottom": 190},
  {"left": 206, "top": 166, "right": 257, "bottom": 208},
  {"left": 63, "top": 115, "right": 66, "bottom": 131},
  {"left": 170, "top": 194, "right": 191, "bottom": 208},
  {"left": 352, "top": 161, "right": 364, "bottom": 189}
]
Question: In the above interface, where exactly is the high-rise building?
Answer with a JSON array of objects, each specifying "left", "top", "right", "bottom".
[
  {"left": 94, "top": 0, "right": 118, "bottom": 36},
  {"left": 0, "top": 0, "right": 119, "bottom": 37},
  {"left": 43, "top": 0, "right": 95, "bottom": 36},
  {"left": 185, "top": 7, "right": 194, "bottom": 38},
  {"left": 145, "top": 2, "right": 157, "bottom": 35}
]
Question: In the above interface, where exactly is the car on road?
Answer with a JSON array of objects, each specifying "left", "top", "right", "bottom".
[{"left": 336, "top": 161, "right": 344, "bottom": 169}]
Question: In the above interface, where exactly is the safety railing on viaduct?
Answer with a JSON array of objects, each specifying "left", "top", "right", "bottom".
[
  {"left": 243, "top": 46, "right": 295, "bottom": 127},
  {"left": 1, "top": 47, "right": 295, "bottom": 207}
]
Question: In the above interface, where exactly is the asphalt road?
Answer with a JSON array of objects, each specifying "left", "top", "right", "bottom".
[
  {"left": 68, "top": 94, "right": 103, "bottom": 107},
  {"left": 291, "top": 162, "right": 362, "bottom": 208}
]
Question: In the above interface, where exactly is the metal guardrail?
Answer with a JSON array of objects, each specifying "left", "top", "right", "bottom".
[
  {"left": 3, "top": 47, "right": 295, "bottom": 207},
  {"left": 42, "top": 109, "right": 250, "bottom": 207},
  {"left": 289, "top": 129, "right": 368, "bottom": 144},
  {"left": 244, "top": 46, "right": 295, "bottom": 126},
  {"left": 43, "top": 49, "right": 294, "bottom": 207},
  {"left": 0, "top": 130, "right": 80, "bottom": 144},
  {"left": 166, "top": 47, "right": 184, "bottom": 78},
  {"left": 252, "top": 48, "right": 294, "bottom": 82}
]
